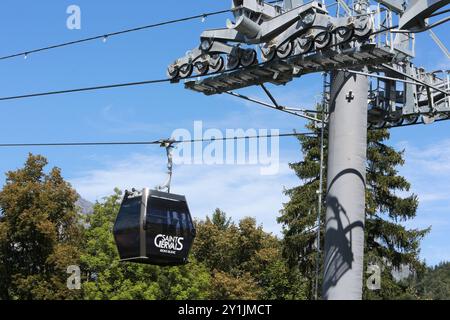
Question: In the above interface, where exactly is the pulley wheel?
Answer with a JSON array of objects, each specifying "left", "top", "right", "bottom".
[
  {"left": 167, "top": 64, "right": 179, "bottom": 79},
  {"left": 276, "top": 41, "right": 293, "bottom": 59},
  {"left": 372, "top": 120, "right": 387, "bottom": 129},
  {"left": 388, "top": 117, "right": 404, "bottom": 127},
  {"left": 194, "top": 60, "right": 209, "bottom": 75},
  {"left": 403, "top": 115, "right": 420, "bottom": 125},
  {"left": 422, "top": 114, "right": 436, "bottom": 125},
  {"left": 335, "top": 26, "right": 355, "bottom": 44},
  {"left": 355, "top": 27, "right": 372, "bottom": 40},
  {"left": 354, "top": 18, "right": 373, "bottom": 40},
  {"left": 209, "top": 56, "right": 225, "bottom": 73},
  {"left": 296, "top": 36, "right": 314, "bottom": 55},
  {"left": 261, "top": 46, "right": 276, "bottom": 62},
  {"left": 179, "top": 63, "right": 193, "bottom": 78},
  {"left": 240, "top": 49, "right": 257, "bottom": 67},
  {"left": 314, "top": 31, "right": 332, "bottom": 50},
  {"left": 227, "top": 54, "right": 240, "bottom": 70}
]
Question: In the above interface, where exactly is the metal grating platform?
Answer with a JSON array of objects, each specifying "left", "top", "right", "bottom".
[{"left": 185, "top": 44, "right": 395, "bottom": 95}]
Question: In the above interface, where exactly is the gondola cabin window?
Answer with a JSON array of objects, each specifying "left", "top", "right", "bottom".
[{"left": 113, "top": 196, "right": 141, "bottom": 259}]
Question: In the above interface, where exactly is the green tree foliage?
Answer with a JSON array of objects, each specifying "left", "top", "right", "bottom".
[
  {"left": 277, "top": 113, "right": 327, "bottom": 299},
  {"left": 0, "top": 154, "right": 82, "bottom": 300},
  {"left": 414, "top": 262, "right": 450, "bottom": 300},
  {"left": 193, "top": 209, "right": 307, "bottom": 300},
  {"left": 278, "top": 113, "right": 429, "bottom": 300},
  {"left": 211, "top": 208, "right": 232, "bottom": 230},
  {"left": 81, "top": 189, "right": 211, "bottom": 300},
  {"left": 0, "top": 154, "right": 306, "bottom": 301},
  {"left": 0, "top": 153, "right": 437, "bottom": 301},
  {"left": 363, "top": 128, "right": 429, "bottom": 300}
]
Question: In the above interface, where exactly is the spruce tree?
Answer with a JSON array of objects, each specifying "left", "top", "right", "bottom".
[
  {"left": 278, "top": 114, "right": 429, "bottom": 300},
  {"left": 414, "top": 262, "right": 450, "bottom": 300},
  {"left": 278, "top": 112, "right": 327, "bottom": 300}
]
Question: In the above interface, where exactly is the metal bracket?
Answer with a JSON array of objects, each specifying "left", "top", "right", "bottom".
[
  {"left": 428, "top": 29, "right": 450, "bottom": 59},
  {"left": 260, "top": 83, "right": 282, "bottom": 109},
  {"left": 156, "top": 139, "right": 176, "bottom": 193},
  {"left": 398, "top": 0, "right": 450, "bottom": 31}
]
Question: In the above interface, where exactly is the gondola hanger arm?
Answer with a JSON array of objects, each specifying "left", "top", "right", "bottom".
[{"left": 156, "top": 139, "right": 176, "bottom": 193}]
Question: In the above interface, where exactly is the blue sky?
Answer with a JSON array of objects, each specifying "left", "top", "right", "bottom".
[{"left": 0, "top": 0, "right": 449, "bottom": 266}]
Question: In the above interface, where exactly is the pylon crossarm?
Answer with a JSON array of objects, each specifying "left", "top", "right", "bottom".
[{"left": 382, "top": 64, "right": 448, "bottom": 95}]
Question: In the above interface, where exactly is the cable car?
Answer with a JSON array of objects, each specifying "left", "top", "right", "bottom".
[{"left": 113, "top": 188, "right": 196, "bottom": 266}]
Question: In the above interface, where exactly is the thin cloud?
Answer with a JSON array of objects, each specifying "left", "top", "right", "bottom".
[{"left": 399, "top": 138, "right": 450, "bottom": 265}]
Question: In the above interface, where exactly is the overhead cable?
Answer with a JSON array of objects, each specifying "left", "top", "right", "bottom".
[
  {"left": 0, "top": 9, "right": 232, "bottom": 61},
  {"left": 0, "top": 132, "right": 317, "bottom": 148}
]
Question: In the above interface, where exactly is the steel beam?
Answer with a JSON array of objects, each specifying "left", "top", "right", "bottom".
[{"left": 399, "top": 0, "right": 450, "bottom": 30}]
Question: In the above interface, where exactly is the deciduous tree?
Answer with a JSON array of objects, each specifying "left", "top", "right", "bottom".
[
  {"left": 193, "top": 210, "right": 307, "bottom": 300},
  {"left": 0, "top": 154, "right": 82, "bottom": 300}
]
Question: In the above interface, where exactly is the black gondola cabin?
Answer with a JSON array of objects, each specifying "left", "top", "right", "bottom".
[{"left": 113, "top": 189, "right": 196, "bottom": 266}]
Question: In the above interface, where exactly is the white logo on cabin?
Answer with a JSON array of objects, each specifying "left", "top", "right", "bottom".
[{"left": 154, "top": 234, "right": 184, "bottom": 251}]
